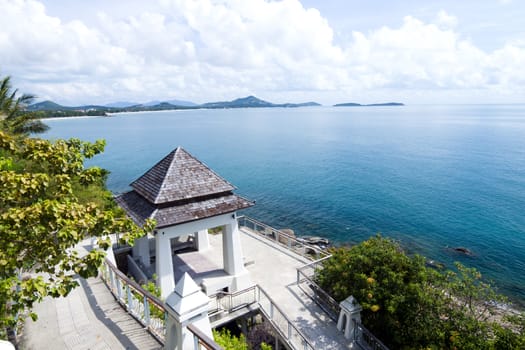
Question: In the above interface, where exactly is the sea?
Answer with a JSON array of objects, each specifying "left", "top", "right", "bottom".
[{"left": 40, "top": 105, "right": 525, "bottom": 306}]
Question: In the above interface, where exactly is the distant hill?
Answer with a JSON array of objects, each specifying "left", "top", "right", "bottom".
[
  {"left": 143, "top": 99, "right": 197, "bottom": 107},
  {"left": 201, "top": 95, "right": 321, "bottom": 108},
  {"left": 28, "top": 100, "right": 110, "bottom": 111},
  {"left": 27, "top": 100, "right": 70, "bottom": 111},
  {"left": 105, "top": 101, "right": 138, "bottom": 108},
  {"left": 334, "top": 102, "right": 404, "bottom": 107}
]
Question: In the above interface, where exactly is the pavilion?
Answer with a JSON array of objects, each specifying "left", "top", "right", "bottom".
[{"left": 115, "top": 147, "right": 255, "bottom": 299}]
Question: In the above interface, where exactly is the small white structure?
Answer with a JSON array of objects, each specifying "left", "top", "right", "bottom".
[
  {"left": 337, "top": 295, "right": 362, "bottom": 340},
  {"left": 116, "top": 147, "right": 254, "bottom": 298},
  {"left": 164, "top": 273, "right": 212, "bottom": 350}
]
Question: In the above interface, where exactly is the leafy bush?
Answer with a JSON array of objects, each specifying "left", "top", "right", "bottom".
[{"left": 315, "top": 235, "right": 525, "bottom": 349}]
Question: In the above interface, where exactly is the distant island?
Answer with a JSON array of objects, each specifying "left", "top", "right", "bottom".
[
  {"left": 334, "top": 102, "right": 404, "bottom": 107},
  {"left": 27, "top": 96, "right": 321, "bottom": 118}
]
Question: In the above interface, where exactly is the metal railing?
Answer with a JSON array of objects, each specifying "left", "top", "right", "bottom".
[
  {"left": 238, "top": 216, "right": 331, "bottom": 261},
  {"left": 354, "top": 320, "right": 390, "bottom": 350},
  {"left": 209, "top": 285, "right": 316, "bottom": 350},
  {"left": 99, "top": 258, "right": 221, "bottom": 350},
  {"left": 296, "top": 257, "right": 389, "bottom": 350}
]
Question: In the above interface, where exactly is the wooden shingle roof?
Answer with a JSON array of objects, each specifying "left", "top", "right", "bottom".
[
  {"left": 116, "top": 147, "right": 254, "bottom": 228},
  {"left": 131, "top": 147, "right": 235, "bottom": 205},
  {"left": 115, "top": 191, "right": 254, "bottom": 228}
]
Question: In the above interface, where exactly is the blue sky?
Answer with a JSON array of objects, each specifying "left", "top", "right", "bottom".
[{"left": 1, "top": 0, "right": 524, "bottom": 105}]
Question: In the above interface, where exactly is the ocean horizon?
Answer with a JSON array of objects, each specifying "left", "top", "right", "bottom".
[{"left": 41, "top": 105, "right": 525, "bottom": 306}]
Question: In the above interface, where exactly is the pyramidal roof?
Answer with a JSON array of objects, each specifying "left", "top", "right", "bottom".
[{"left": 131, "top": 147, "right": 235, "bottom": 204}]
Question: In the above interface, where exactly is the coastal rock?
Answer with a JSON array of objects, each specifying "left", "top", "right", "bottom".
[
  {"left": 448, "top": 247, "right": 475, "bottom": 256},
  {"left": 278, "top": 228, "right": 295, "bottom": 244}
]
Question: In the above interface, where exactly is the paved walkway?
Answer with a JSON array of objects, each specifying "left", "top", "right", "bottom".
[
  {"left": 205, "top": 229, "right": 353, "bottom": 350},
  {"left": 19, "top": 246, "right": 161, "bottom": 350}
]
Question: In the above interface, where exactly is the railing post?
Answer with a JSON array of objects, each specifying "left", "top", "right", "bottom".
[
  {"left": 126, "top": 284, "right": 132, "bottom": 311},
  {"left": 270, "top": 302, "right": 274, "bottom": 319},
  {"left": 109, "top": 266, "right": 116, "bottom": 292},
  {"left": 116, "top": 277, "right": 122, "bottom": 301},
  {"left": 144, "top": 297, "right": 151, "bottom": 326},
  {"left": 288, "top": 321, "right": 291, "bottom": 339}
]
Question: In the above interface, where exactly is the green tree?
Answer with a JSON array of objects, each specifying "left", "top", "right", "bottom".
[
  {"left": 0, "top": 130, "right": 153, "bottom": 337},
  {"left": 0, "top": 75, "right": 48, "bottom": 134},
  {"left": 315, "top": 235, "right": 520, "bottom": 349},
  {"left": 213, "top": 328, "right": 249, "bottom": 350}
]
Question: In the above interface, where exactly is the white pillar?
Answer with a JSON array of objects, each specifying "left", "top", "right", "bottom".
[
  {"left": 223, "top": 217, "right": 245, "bottom": 275},
  {"left": 222, "top": 215, "right": 252, "bottom": 291},
  {"left": 133, "top": 235, "right": 151, "bottom": 268},
  {"left": 337, "top": 296, "right": 362, "bottom": 340},
  {"left": 195, "top": 230, "right": 210, "bottom": 251},
  {"left": 164, "top": 273, "right": 213, "bottom": 350},
  {"left": 156, "top": 233, "right": 175, "bottom": 299}
]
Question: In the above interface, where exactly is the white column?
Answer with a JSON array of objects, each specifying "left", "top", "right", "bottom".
[
  {"left": 195, "top": 230, "right": 210, "bottom": 251},
  {"left": 222, "top": 215, "right": 252, "bottom": 291},
  {"left": 156, "top": 233, "right": 175, "bottom": 299},
  {"left": 133, "top": 235, "right": 151, "bottom": 268},
  {"left": 222, "top": 218, "right": 245, "bottom": 275}
]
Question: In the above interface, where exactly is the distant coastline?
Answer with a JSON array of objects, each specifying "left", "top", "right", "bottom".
[{"left": 27, "top": 96, "right": 404, "bottom": 119}]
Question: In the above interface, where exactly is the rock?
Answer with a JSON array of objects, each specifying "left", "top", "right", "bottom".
[
  {"left": 278, "top": 228, "right": 295, "bottom": 244},
  {"left": 449, "top": 247, "right": 474, "bottom": 256}
]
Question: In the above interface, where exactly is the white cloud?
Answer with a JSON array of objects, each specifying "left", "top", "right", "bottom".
[{"left": 0, "top": 0, "right": 523, "bottom": 105}]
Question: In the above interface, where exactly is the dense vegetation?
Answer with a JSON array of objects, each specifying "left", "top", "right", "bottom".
[
  {"left": 315, "top": 235, "right": 525, "bottom": 349},
  {"left": 0, "top": 75, "right": 153, "bottom": 338}
]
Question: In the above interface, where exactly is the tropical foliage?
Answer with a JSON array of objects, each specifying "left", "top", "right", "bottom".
[
  {"left": 0, "top": 130, "right": 153, "bottom": 337},
  {"left": 0, "top": 75, "right": 48, "bottom": 134},
  {"left": 213, "top": 328, "right": 249, "bottom": 350},
  {"left": 315, "top": 235, "right": 525, "bottom": 349}
]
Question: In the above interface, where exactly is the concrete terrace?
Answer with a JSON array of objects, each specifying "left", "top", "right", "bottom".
[{"left": 174, "top": 227, "right": 352, "bottom": 349}]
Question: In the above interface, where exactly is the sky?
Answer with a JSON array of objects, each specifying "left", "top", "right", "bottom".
[{"left": 1, "top": 0, "right": 524, "bottom": 106}]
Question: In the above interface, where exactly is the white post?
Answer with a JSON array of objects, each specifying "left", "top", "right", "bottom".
[
  {"left": 195, "top": 230, "right": 210, "bottom": 251},
  {"left": 164, "top": 273, "right": 213, "bottom": 350},
  {"left": 133, "top": 235, "right": 151, "bottom": 268},
  {"left": 156, "top": 233, "right": 175, "bottom": 299},
  {"left": 337, "top": 296, "right": 362, "bottom": 340}
]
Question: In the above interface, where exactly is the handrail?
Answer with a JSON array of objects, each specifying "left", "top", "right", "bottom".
[
  {"left": 296, "top": 256, "right": 389, "bottom": 349},
  {"left": 296, "top": 258, "right": 341, "bottom": 321},
  {"left": 237, "top": 215, "right": 331, "bottom": 261},
  {"left": 353, "top": 319, "right": 390, "bottom": 350},
  {"left": 209, "top": 285, "right": 316, "bottom": 350},
  {"left": 99, "top": 258, "right": 221, "bottom": 350}
]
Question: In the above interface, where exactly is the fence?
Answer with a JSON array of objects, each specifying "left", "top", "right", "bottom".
[
  {"left": 237, "top": 216, "right": 330, "bottom": 261},
  {"left": 209, "top": 285, "right": 315, "bottom": 350},
  {"left": 296, "top": 257, "right": 389, "bottom": 350},
  {"left": 353, "top": 320, "right": 390, "bottom": 350},
  {"left": 296, "top": 257, "right": 341, "bottom": 321},
  {"left": 99, "top": 258, "right": 221, "bottom": 350}
]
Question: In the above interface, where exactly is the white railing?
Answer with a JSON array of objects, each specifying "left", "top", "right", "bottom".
[
  {"left": 99, "top": 258, "right": 221, "bottom": 350},
  {"left": 238, "top": 216, "right": 330, "bottom": 261},
  {"left": 209, "top": 285, "right": 315, "bottom": 350}
]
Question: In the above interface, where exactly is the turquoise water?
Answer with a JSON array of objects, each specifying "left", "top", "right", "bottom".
[{"left": 41, "top": 105, "right": 525, "bottom": 305}]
